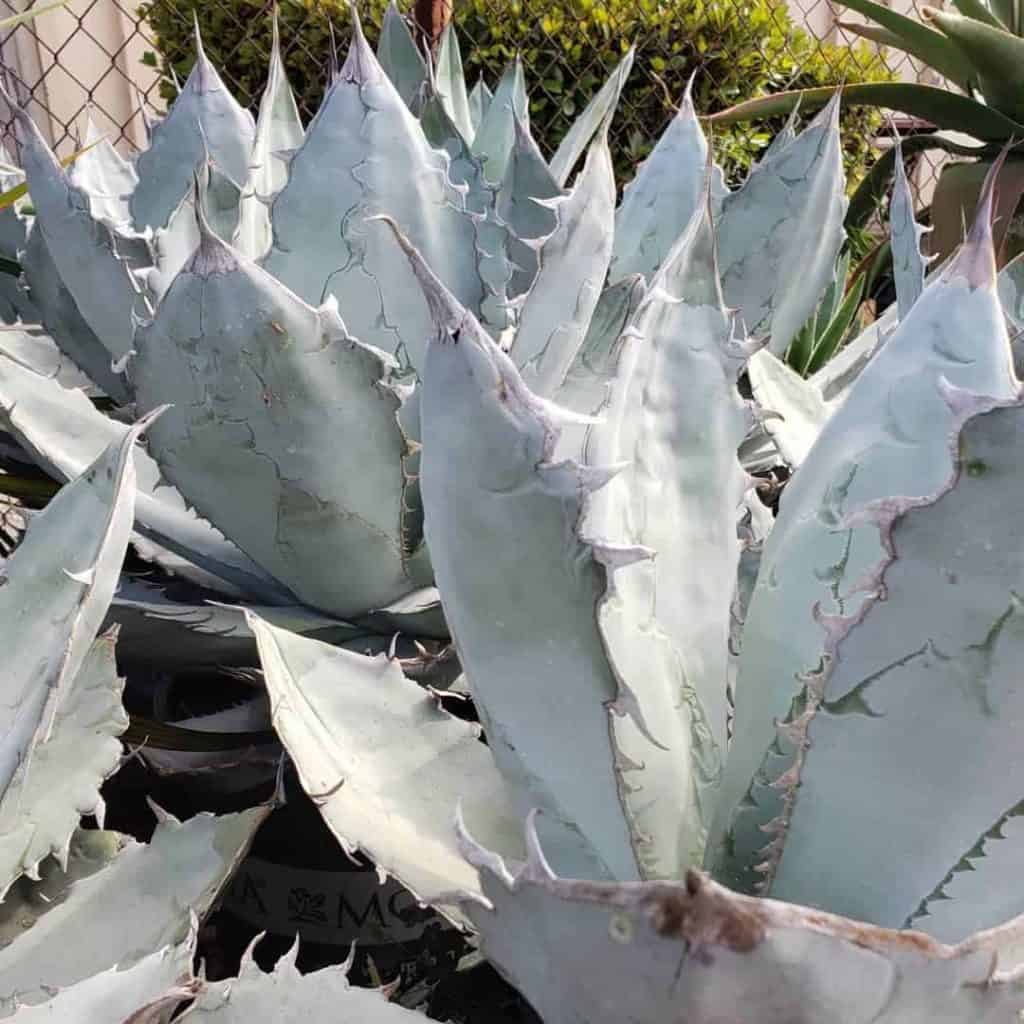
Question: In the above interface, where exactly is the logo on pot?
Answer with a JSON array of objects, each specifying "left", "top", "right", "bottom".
[
  {"left": 224, "top": 858, "right": 441, "bottom": 945},
  {"left": 288, "top": 887, "right": 328, "bottom": 925}
]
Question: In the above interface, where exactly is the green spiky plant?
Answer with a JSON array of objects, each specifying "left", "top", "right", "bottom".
[
  {"left": 709, "top": 0, "right": 1024, "bottom": 267},
  {"left": 0, "top": 4, "right": 1023, "bottom": 1021}
]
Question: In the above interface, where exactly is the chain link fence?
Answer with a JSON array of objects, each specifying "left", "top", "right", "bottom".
[{"left": 0, "top": 0, "right": 948, "bottom": 197}]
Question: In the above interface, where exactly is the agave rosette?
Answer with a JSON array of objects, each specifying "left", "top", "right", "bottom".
[{"left": 0, "top": 4, "right": 1019, "bottom": 1021}]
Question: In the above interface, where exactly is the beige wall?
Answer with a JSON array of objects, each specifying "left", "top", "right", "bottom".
[{"left": 0, "top": 0, "right": 160, "bottom": 157}]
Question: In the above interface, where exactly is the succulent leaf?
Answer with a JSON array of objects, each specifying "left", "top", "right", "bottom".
[
  {"left": 237, "top": 8, "right": 304, "bottom": 262},
  {"left": 0, "top": 631, "right": 126, "bottom": 901},
  {"left": 548, "top": 47, "right": 634, "bottom": 188},
  {"left": 176, "top": 936, "right": 429, "bottom": 1022},
  {"left": 914, "top": 802, "right": 1024, "bottom": 944},
  {"left": 108, "top": 577, "right": 361, "bottom": 670},
  {"left": 135, "top": 223, "right": 429, "bottom": 618},
  {"left": 554, "top": 274, "right": 646, "bottom": 454},
  {"left": 15, "top": 103, "right": 152, "bottom": 362},
  {"left": 582, "top": 191, "right": 748, "bottom": 869},
  {"left": 768, "top": 398, "right": 1024, "bottom": 937},
  {"left": 748, "top": 348, "right": 834, "bottom": 467},
  {"left": 709, "top": 82, "right": 1024, "bottom": 141},
  {"left": 417, "top": 89, "right": 514, "bottom": 335},
  {"left": 471, "top": 58, "right": 529, "bottom": 184},
  {"left": 0, "top": 340, "right": 287, "bottom": 601},
  {"left": 716, "top": 94, "right": 847, "bottom": 356},
  {"left": 891, "top": 137, "right": 929, "bottom": 320},
  {"left": 18, "top": 228, "right": 130, "bottom": 400},
  {"left": 511, "top": 131, "right": 616, "bottom": 396},
  {"left": 0, "top": 807, "right": 263, "bottom": 1009},
  {"left": 376, "top": 1, "right": 428, "bottom": 111},
  {"left": 923, "top": 7, "right": 1024, "bottom": 122},
  {"left": 67, "top": 110, "right": 138, "bottom": 230},
  {"left": 467, "top": 79, "right": 492, "bottom": 136},
  {"left": 712, "top": 165, "right": 1020, "bottom": 894},
  {"left": 497, "top": 114, "right": 562, "bottom": 299},
  {"left": 249, "top": 614, "right": 524, "bottom": 917},
  {"left": 610, "top": 76, "right": 727, "bottom": 283},
  {"left": 130, "top": 20, "right": 255, "bottom": 231},
  {"left": 833, "top": 0, "right": 974, "bottom": 88},
  {"left": 436, "top": 22, "right": 475, "bottom": 144},
  {"left": 399, "top": 223, "right": 643, "bottom": 881},
  {"left": 263, "top": 11, "right": 485, "bottom": 377},
  {"left": 8, "top": 938, "right": 194, "bottom": 1022},
  {"left": 144, "top": 158, "right": 244, "bottom": 301},
  {"left": 0, "top": 418, "right": 142, "bottom": 811},
  {"left": 456, "top": 820, "right": 1024, "bottom": 1024}
]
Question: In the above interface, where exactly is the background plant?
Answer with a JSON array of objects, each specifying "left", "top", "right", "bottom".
[{"left": 140, "top": 0, "right": 892, "bottom": 184}]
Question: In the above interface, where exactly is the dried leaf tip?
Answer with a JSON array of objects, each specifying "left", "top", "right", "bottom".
[
  {"left": 947, "top": 144, "right": 1008, "bottom": 290},
  {"left": 371, "top": 214, "right": 468, "bottom": 334},
  {"left": 187, "top": 169, "right": 240, "bottom": 276},
  {"left": 191, "top": 9, "right": 215, "bottom": 90},
  {"left": 340, "top": 2, "right": 378, "bottom": 84}
]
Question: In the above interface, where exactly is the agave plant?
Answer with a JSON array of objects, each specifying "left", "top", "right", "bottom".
[
  {"left": 0, "top": 1, "right": 850, "bottom": 673},
  {"left": 710, "top": 0, "right": 1024, "bottom": 265},
  {"left": 0, "top": 4, "right": 1020, "bottom": 1021}
]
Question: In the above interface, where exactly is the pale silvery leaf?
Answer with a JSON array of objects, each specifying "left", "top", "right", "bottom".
[
  {"left": 8, "top": 940, "right": 194, "bottom": 1024},
  {"left": 717, "top": 94, "right": 846, "bottom": 355},
  {"left": 467, "top": 79, "right": 492, "bottom": 136},
  {"left": 249, "top": 614, "right": 524, "bottom": 917},
  {"left": 470, "top": 58, "right": 528, "bottom": 185},
  {"left": 19, "top": 227, "right": 131, "bottom": 401},
  {"left": 353, "top": 585, "right": 448, "bottom": 641},
  {"left": 263, "top": 11, "right": 483, "bottom": 378},
  {"left": 549, "top": 48, "right": 633, "bottom": 187},
  {"left": 144, "top": 160, "right": 243, "bottom": 302},
  {"left": 435, "top": 22, "right": 474, "bottom": 145},
  {"left": 108, "top": 577, "right": 361, "bottom": 670},
  {"left": 496, "top": 114, "right": 561, "bottom": 300},
  {"left": 747, "top": 347, "right": 834, "bottom": 468},
  {"left": 376, "top": 2, "right": 427, "bottom": 111},
  {"left": 130, "top": 21, "right": 255, "bottom": 231},
  {"left": 997, "top": 251, "right": 1024, "bottom": 334},
  {"left": 0, "top": 159, "right": 36, "bottom": 326},
  {"left": 0, "top": 344, "right": 289, "bottom": 602},
  {"left": 768, "top": 399, "right": 1024, "bottom": 939},
  {"left": 0, "top": 631, "right": 126, "bottom": 900},
  {"left": 139, "top": 693, "right": 278, "bottom": 783},
  {"left": 237, "top": 10, "right": 304, "bottom": 263},
  {"left": 68, "top": 109, "right": 138, "bottom": 229},
  {"left": 456, "top": 818, "right": 1024, "bottom": 1024},
  {"left": 711, "top": 165, "right": 1020, "bottom": 894},
  {"left": 392, "top": 223, "right": 642, "bottom": 881},
  {"left": 416, "top": 89, "right": 513, "bottom": 336},
  {"left": 0, "top": 830, "right": 122, "bottom": 951},
  {"left": 815, "top": 253, "right": 1021, "bottom": 406},
  {"left": 14, "top": 102, "right": 152, "bottom": 361},
  {"left": 554, "top": 275, "right": 646, "bottom": 432},
  {"left": 891, "top": 136, "right": 928, "bottom": 319},
  {"left": 609, "top": 76, "right": 726, "bottom": 283},
  {"left": 0, "top": 325, "right": 99, "bottom": 392},
  {"left": 512, "top": 131, "right": 616, "bottom": 397},
  {"left": 176, "top": 937, "right": 428, "bottom": 1022},
  {"left": 135, "top": 219, "right": 430, "bottom": 618},
  {"left": 0, "top": 807, "right": 263, "bottom": 1008},
  {"left": 0, "top": 416, "right": 143, "bottom": 808},
  {"left": 581, "top": 190, "right": 747, "bottom": 871},
  {"left": 916, "top": 805, "right": 1024, "bottom": 945}
]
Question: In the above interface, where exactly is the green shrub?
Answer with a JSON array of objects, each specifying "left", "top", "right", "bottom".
[{"left": 140, "top": 0, "right": 892, "bottom": 185}]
